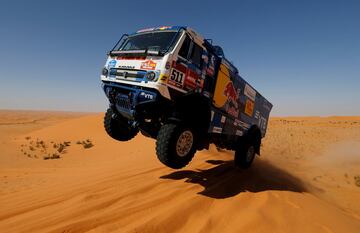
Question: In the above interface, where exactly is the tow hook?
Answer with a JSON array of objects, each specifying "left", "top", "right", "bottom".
[{"left": 131, "top": 121, "right": 139, "bottom": 128}]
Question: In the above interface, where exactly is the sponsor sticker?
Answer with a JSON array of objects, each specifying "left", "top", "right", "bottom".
[
  {"left": 159, "top": 74, "right": 168, "bottom": 83},
  {"left": 108, "top": 60, "right": 116, "bottom": 68},
  {"left": 165, "top": 62, "right": 171, "bottom": 69},
  {"left": 139, "top": 92, "right": 154, "bottom": 100},
  {"left": 223, "top": 81, "right": 238, "bottom": 102},
  {"left": 244, "top": 84, "right": 256, "bottom": 101},
  {"left": 184, "top": 75, "right": 204, "bottom": 91},
  {"left": 118, "top": 65, "right": 135, "bottom": 69},
  {"left": 212, "top": 126, "right": 223, "bottom": 133},
  {"left": 221, "top": 116, "right": 226, "bottom": 123},
  {"left": 259, "top": 116, "right": 267, "bottom": 130},
  {"left": 254, "top": 110, "right": 260, "bottom": 119},
  {"left": 227, "top": 106, "right": 239, "bottom": 118},
  {"left": 236, "top": 130, "right": 243, "bottom": 136},
  {"left": 245, "top": 99, "right": 255, "bottom": 116},
  {"left": 234, "top": 119, "right": 250, "bottom": 129},
  {"left": 140, "top": 60, "right": 157, "bottom": 70}
]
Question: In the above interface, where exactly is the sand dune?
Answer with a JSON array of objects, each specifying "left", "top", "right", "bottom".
[{"left": 0, "top": 111, "right": 360, "bottom": 233}]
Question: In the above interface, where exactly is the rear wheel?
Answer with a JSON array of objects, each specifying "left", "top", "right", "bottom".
[
  {"left": 156, "top": 123, "right": 196, "bottom": 169},
  {"left": 104, "top": 108, "right": 138, "bottom": 141},
  {"left": 234, "top": 139, "right": 256, "bottom": 169}
]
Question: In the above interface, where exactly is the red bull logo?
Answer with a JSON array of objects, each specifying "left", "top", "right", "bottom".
[
  {"left": 223, "top": 81, "right": 240, "bottom": 118},
  {"left": 223, "top": 81, "right": 237, "bottom": 102}
]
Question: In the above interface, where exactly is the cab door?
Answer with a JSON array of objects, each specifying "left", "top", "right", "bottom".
[{"left": 169, "top": 34, "right": 204, "bottom": 92}]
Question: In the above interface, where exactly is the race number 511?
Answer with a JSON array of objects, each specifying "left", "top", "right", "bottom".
[{"left": 170, "top": 69, "right": 185, "bottom": 86}]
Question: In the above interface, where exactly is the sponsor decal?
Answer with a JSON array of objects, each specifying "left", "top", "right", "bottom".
[
  {"left": 259, "top": 116, "right": 267, "bottom": 130},
  {"left": 212, "top": 126, "right": 223, "bottom": 133},
  {"left": 227, "top": 107, "right": 239, "bottom": 118},
  {"left": 223, "top": 81, "right": 240, "bottom": 118},
  {"left": 254, "top": 110, "right": 260, "bottom": 119},
  {"left": 236, "top": 130, "right": 243, "bottom": 136},
  {"left": 184, "top": 75, "right": 204, "bottom": 91},
  {"left": 118, "top": 65, "right": 135, "bottom": 69},
  {"left": 224, "top": 81, "right": 238, "bottom": 103},
  {"left": 221, "top": 116, "right": 226, "bottom": 123},
  {"left": 245, "top": 99, "right": 255, "bottom": 116},
  {"left": 159, "top": 74, "right": 168, "bottom": 83},
  {"left": 244, "top": 84, "right": 256, "bottom": 101},
  {"left": 234, "top": 119, "right": 250, "bottom": 129},
  {"left": 139, "top": 92, "right": 154, "bottom": 100},
  {"left": 140, "top": 60, "right": 157, "bottom": 70},
  {"left": 108, "top": 60, "right": 116, "bottom": 68},
  {"left": 165, "top": 62, "right": 171, "bottom": 70}
]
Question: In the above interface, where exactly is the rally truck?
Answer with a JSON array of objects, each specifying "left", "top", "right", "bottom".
[{"left": 101, "top": 26, "right": 272, "bottom": 169}]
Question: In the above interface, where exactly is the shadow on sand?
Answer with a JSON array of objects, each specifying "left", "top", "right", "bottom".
[{"left": 160, "top": 159, "right": 307, "bottom": 199}]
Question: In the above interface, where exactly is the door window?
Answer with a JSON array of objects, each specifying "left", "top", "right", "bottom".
[
  {"left": 177, "top": 34, "right": 203, "bottom": 69},
  {"left": 178, "top": 35, "right": 191, "bottom": 59},
  {"left": 189, "top": 43, "right": 203, "bottom": 68}
]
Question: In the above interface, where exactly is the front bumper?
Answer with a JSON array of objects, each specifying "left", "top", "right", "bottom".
[{"left": 102, "top": 81, "right": 166, "bottom": 120}]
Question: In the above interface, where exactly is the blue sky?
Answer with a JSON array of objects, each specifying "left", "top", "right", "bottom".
[{"left": 0, "top": 0, "right": 359, "bottom": 116}]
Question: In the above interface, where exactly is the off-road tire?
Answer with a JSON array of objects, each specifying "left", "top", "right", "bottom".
[
  {"left": 234, "top": 138, "right": 256, "bottom": 169},
  {"left": 156, "top": 123, "right": 196, "bottom": 169},
  {"left": 104, "top": 108, "right": 138, "bottom": 141}
]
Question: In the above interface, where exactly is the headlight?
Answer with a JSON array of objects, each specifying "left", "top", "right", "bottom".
[
  {"left": 145, "top": 71, "right": 156, "bottom": 81},
  {"left": 102, "top": 68, "right": 108, "bottom": 76}
]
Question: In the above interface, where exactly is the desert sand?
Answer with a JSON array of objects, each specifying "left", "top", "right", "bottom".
[{"left": 0, "top": 110, "right": 360, "bottom": 233}]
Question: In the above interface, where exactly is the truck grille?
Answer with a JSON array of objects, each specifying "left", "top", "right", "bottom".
[{"left": 109, "top": 68, "right": 146, "bottom": 82}]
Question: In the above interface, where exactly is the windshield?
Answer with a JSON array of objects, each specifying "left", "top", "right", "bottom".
[{"left": 115, "top": 31, "right": 178, "bottom": 53}]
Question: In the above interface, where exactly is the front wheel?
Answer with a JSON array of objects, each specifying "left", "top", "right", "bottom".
[
  {"left": 156, "top": 123, "right": 196, "bottom": 169},
  {"left": 104, "top": 108, "right": 138, "bottom": 141}
]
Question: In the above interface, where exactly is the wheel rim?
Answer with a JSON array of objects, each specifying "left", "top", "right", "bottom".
[
  {"left": 246, "top": 146, "right": 255, "bottom": 163},
  {"left": 176, "top": 130, "right": 194, "bottom": 157}
]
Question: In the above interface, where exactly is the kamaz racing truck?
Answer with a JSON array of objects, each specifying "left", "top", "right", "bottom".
[{"left": 101, "top": 26, "right": 272, "bottom": 169}]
